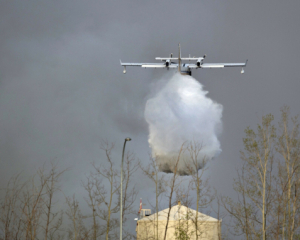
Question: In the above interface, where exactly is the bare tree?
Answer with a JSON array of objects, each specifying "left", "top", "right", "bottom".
[
  {"left": 163, "top": 143, "right": 185, "bottom": 240},
  {"left": 91, "top": 141, "right": 120, "bottom": 240},
  {"left": 0, "top": 163, "right": 68, "bottom": 240},
  {"left": 0, "top": 173, "right": 25, "bottom": 240},
  {"left": 121, "top": 151, "right": 139, "bottom": 224},
  {"left": 273, "top": 106, "right": 300, "bottom": 239},
  {"left": 174, "top": 182, "right": 194, "bottom": 240},
  {"left": 212, "top": 195, "right": 228, "bottom": 240},
  {"left": 174, "top": 211, "right": 191, "bottom": 240},
  {"left": 42, "top": 163, "right": 67, "bottom": 240},
  {"left": 82, "top": 140, "right": 138, "bottom": 240},
  {"left": 221, "top": 113, "right": 276, "bottom": 240},
  {"left": 184, "top": 141, "right": 214, "bottom": 240},
  {"left": 66, "top": 194, "right": 80, "bottom": 240},
  {"left": 221, "top": 165, "right": 259, "bottom": 240},
  {"left": 139, "top": 155, "right": 166, "bottom": 240},
  {"left": 175, "top": 181, "right": 193, "bottom": 209},
  {"left": 82, "top": 175, "right": 103, "bottom": 240},
  {"left": 241, "top": 114, "right": 275, "bottom": 240},
  {"left": 221, "top": 108, "right": 300, "bottom": 239},
  {"left": 21, "top": 167, "right": 54, "bottom": 240},
  {"left": 121, "top": 151, "right": 139, "bottom": 240},
  {"left": 16, "top": 164, "right": 68, "bottom": 240},
  {"left": 66, "top": 194, "right": 89, "bottom": 240}
]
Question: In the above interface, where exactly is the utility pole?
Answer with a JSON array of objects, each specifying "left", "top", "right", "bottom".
[{"left": 120, "top": 137, "right": 131, "bottom": 240}]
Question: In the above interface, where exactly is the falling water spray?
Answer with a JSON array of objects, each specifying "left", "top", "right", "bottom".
[{"left": 144, "top": 73, "right": 223, "bottom": 175}]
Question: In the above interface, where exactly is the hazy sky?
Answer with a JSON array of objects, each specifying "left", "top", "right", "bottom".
[{"left": 1, "top": 0, "right": 300, "bottom": 236}]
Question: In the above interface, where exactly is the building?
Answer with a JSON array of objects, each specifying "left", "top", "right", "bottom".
[{"left": 136, "top": 202, "right": 221, "bottom": 240}]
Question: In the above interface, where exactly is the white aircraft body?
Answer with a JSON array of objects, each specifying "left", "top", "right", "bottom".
[{"left": 120, "top": 44, "right": 247, "bottom": 76}]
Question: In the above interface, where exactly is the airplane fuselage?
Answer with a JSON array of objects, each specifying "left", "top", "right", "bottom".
[{"left": 180, "top": 65, "right": 192, "bottom": 76}]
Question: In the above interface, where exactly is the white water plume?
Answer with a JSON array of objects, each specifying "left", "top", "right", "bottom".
[{"left": 144, "top": 73, "right": 223, "bottom": 175}]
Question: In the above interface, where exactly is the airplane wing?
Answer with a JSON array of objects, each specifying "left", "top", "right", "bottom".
[
  {"left": 155, "top": 57, "right": 205, "bottom": 61},
  {"left": 120, "top": 60, "right": 181, "bottom": 69},
  {"left": 187, "top": 64, "right": 201, "bottom": 69},
  {"left": 155, "top": 58, "right": 178, "bottom": 61},
  {"left": 187, "top": 60, "right": 248, "bottom": 69},
  {"left": 142, "top": 64, "right": 180, "bottom": 68},
  {"left": 120, "top": 60, "right": 166, "bottom": 68},
  {"left": 200, "top": 64, "right": 225, "bottom": 68},
  {"left": 201, "top": 60, "right": 248, "bottom": 68},
  {"left": 141, "top": 64, "right": 166, "bottom": 68},
  {"left": 180, "top": 57, "right": 204, "bottom": 61},
  {"left": 168, "top": 64, "right": 178, "bottom": 68}
]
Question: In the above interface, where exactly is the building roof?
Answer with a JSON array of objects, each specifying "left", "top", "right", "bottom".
[{"left": 138, "top": 204, "right": 219, "bottom": 222}]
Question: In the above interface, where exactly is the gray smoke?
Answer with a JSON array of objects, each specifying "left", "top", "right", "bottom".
[{"left": 144, "top": 73, "right": 223, "bottom": 175}]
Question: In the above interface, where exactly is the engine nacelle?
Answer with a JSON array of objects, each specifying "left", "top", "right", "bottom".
[
  {"left": 165, "top": 59, "right": 170, "bottom": 67},
  {"left": 196, "top": 58, "right": 203, "bottom": 67}
]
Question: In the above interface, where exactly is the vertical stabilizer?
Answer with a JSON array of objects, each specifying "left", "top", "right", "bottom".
[{"left": 178, "top": 43, "right": 181, "bottom": 73}]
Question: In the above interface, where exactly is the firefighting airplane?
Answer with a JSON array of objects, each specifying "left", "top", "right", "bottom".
[{"left": 120, "top": 44, "right": 247, "bottom": 76}]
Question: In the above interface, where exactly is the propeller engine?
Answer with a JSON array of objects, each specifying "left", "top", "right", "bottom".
[
  {"left": 165, "top": 59, "right": 170, "bottom": 67},
  {"left": 196, "top": 58, "right": 203, "bottom": 67},
  {"left": 196, "top": 55, "right": 206, "bottom": 67}
]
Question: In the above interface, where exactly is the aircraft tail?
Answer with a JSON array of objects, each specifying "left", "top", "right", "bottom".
[{"left": 178, "top": 43, "right": 181, "bottom": 73}]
